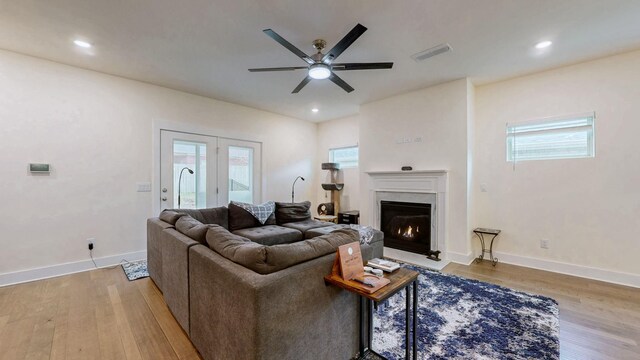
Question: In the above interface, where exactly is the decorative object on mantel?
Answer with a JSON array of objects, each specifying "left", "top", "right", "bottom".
[
  {"left": 321, "top": 162, "right": 344, "bottom": 215},
  {"left": 473, "top": 227, "right": 501, "bottom": 266},
  {"left": 401, "top": 166, "right": 412, "bottom": 171}
]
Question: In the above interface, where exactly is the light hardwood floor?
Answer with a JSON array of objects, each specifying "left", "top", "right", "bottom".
[{"left": 0, "top": 261, "right": 638, "bottom": 360}]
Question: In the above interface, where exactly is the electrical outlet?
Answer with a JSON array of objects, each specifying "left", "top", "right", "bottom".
[
  {"left": 87, "top": 238, "right": 95, "bottom": 250},
  {"left": 540, "top": 239, "right": 549, "bottom": 249}
]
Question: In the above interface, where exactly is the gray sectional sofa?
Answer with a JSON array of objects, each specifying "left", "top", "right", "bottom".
[{"left": 147, "top": 201, "right": 383, "bottom": 360}]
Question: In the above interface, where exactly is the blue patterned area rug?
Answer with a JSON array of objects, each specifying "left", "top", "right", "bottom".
[
  {"left": 372, "top": 263, "right": 559, "bottom": 360},
  {"left": 121, "top": 260, "right": 149, "bottom": 281}
]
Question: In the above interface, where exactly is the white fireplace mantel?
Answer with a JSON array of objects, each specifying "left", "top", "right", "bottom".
[{"left": 366, "top": 170, "right": 448, "bottom": 258}]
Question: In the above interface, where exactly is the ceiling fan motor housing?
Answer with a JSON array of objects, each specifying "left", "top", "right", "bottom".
[{"left": 312, "top": 39, "right": 327, "bottom": 52}]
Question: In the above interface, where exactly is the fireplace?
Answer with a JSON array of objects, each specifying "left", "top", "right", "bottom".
[{"left": 380, "top": 200, "right": 431, "bottom": 254}]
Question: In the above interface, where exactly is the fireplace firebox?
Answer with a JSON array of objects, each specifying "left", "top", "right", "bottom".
[{"left": 380, "top": 200, "right": 431, "bottom": 255}]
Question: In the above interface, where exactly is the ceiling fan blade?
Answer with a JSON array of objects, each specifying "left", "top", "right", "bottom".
[
  {"left": 292, "top": 76, "right": 312, "bottom": 93},
  {"left": 328, "top": 73, "right": 354, "bottom": 93},
  {"left": 332, "top": 62, "right": 394, "bottom": 71},
  {"left": 322, "top": 23, "right": 368, "bottom": 63},
  {"left": 248, "top": 66, "right": 308, "bottom": 72},
  {"left": 263, "top": 29, "right": 315, "bottom": 65}
]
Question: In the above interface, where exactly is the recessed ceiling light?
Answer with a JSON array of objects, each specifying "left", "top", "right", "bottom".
[
  {"left": 535, "top": 40, "right": 552, "bottom": 49},
  {"left": 311, "top": 108, "right": 319, "bottom": 113},
  {"left": 73, "top": 39, "right": 92, "bottom": 48}
]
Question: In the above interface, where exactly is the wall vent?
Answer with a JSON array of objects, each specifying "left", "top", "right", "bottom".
[{"left": 411, "top": 43, "right": 452, "bottom": 62}]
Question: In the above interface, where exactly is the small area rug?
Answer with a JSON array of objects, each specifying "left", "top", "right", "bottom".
[
  {"left": 372, "top": 263, "right": 559, "bottom": 359},
  {"left": 121, "top": 260, "right": 149, "bottom": 281}
]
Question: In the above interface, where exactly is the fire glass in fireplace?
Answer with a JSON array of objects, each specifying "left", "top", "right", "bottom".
[{"left": 380, "top": 200, "right": 431, "bottom": 254}]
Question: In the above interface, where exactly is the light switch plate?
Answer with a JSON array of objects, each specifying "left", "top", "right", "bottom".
[{"left": 137, "top": 182, "right": 152, "bottom": 192}]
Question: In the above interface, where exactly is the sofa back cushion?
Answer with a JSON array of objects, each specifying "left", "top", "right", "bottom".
[
  {"left": 159, "top": 210, "right": 186, "bottom": 225},
  {"left": 161, "top": 207, "right": 229, "bottom": 228},
  {"left": 228, "top": 202, "right": 275, "bottom": 232},
  {"left": 175, "top": 215, "right": 210, "bottom": 244},
  {"left": 275, "top": 201, "right": 311, "bottom": 225},
  {"left": 207, "top": 225, "right": 359, "bottom": 274}
]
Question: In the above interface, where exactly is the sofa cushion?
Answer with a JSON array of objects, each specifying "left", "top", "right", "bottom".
[
  {"left": 305, "top": 224, "right": 350, "bottom": 239},
  {"left": 207, "top": 225, "right": 360, "bottom": 274},
  {"left": 229, "top": 202, "right": 276, "bottom": 231},
  {"left": 275, "top": 201, "right": 311, "bottom": 225},
  {"left": 282, "top": 219, "right": 334, "bottom": 233},
  {"left": 164, "top": 207, "right": 229, "bottom": 228},
  {"left": 159, "top": 210, "right": 186, "bottom": 225},
  {"left": 232, "top": 225, "right": 302, "bottom": 246},
  {"left": 175, "top": 215, "right": 209, "bottom": 244},
  {"left": 230, "top": 201, "right": 275, "bottom": 224},
  {"left": 206, "top": 225, "right": 267, "bottom": 269}
]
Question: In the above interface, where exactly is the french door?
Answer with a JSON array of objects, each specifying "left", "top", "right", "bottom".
[
  {"left": 159, "top": 130, "right": 261, "bottom": 210},
  {"left": 217, "top": 138, "right": 262, "bottom": 205}
]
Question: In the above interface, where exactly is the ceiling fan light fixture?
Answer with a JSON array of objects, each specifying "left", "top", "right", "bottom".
[{"left": 308, "top": 64, "right": 331, "bottom": 80}]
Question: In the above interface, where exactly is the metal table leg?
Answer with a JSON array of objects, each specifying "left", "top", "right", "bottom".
[
  {"left": 412, "top": 280, "right": 418, "bottom": 360},
  {"left": 359, "top": 297, "right": 366, "bottom": 357},
  {"left": 368, "top": 299, "right": 373, "bottom": 353},
  {"left": 405, "top": 286, "right": 410, "bottom": 360}
]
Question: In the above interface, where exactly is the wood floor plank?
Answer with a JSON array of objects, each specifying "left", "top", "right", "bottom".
[
  {"left": 107, "top": 284, "right": 143, "bottom": 360},
  {"left": 135, "top": 279, "right": 202, "bottom": 360},
  {"left": 117, "top": 278, "right": 179, "bottom": 360}
]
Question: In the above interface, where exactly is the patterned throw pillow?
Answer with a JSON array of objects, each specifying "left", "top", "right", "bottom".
[{"left": 230, "top": 201, "right": 275, "bottom": 224}]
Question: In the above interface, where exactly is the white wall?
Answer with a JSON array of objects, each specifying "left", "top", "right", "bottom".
[
  {"left": 316, "top": 115, "right": 360, "bottom": 214},
  {"left": 358, "top": 78, "right": 473, "bottom": 259},
  {"left": 0, "top": 50, "right": 317, "bottom": 280},
  {"left": 474, "top": 50, "right": 640, "bottom": 281}
]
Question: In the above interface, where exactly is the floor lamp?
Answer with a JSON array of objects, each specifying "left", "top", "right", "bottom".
[{"left": 178, "top": 167, "right": 194, "bottom": 209}]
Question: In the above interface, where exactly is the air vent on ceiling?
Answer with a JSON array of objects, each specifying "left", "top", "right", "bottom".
[{"left": 411, "top": 43, "right": 452, "bottom": 62}]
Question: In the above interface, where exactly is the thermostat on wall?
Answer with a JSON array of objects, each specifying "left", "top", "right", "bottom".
[{"left": 29, "top": 163, "right": 50, "bottom": 173}]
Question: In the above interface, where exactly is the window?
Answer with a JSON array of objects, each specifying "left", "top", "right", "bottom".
[
  {"left": 507, "top": 113, "right": 595, "bottom": 162},
  {"left": 329, "top": 145, "right": 359, "bottom": 168}
]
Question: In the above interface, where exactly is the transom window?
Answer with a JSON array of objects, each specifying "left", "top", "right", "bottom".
[
  {"left": 507, "top": 113, "right": 595, "bottom": 162},
  {"left": 329, "top": 145, "right": 359, "bottom": 168}
]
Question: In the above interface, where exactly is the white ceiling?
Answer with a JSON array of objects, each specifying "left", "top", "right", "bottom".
[{"left": 2, "top": 0, "right": 640, "bottom": 122}]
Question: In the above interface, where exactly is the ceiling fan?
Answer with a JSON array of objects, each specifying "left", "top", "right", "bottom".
[{"left": 249, "top": 23, "right": 393, "bottom": 93}]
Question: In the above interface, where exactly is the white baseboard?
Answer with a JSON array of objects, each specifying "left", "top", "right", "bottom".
[
  {"left": 494, "top": 251, "right": 640, "bottom": 289},
  {"left": 0, "top": 250, "right": 147, "bottom": 287},
  {"left": 446, "top": 251, "right": 475, "bottom": 265}
]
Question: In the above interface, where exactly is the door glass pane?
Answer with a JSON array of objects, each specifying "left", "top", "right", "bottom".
[
  {"left": 173, "top": 141, "right": 207, "bottom": 209},
  {"left": 228, "top": 146, "right": 253, "bottom": 203}
]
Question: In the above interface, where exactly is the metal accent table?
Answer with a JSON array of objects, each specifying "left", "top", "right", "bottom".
[
  {"left": 325, "top": 267, "right": 419, "bottom": 360},
  {"left": 473, "top": 228, "right": 501, "bottom": 266}
]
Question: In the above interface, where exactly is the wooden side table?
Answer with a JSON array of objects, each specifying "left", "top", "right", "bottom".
[
  {"left": 325, "top": 267, "right": 420, "bottom": 360},
  {"left": 473, "top": 228, "right": 501, "bottom": 266}
]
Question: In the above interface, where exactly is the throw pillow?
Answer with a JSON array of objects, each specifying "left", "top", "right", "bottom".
[
  {"left": 275, "top": 201, "right": 311, "bottom": 225},
  {"left": 228, "top": 201, "right": 276, "bottom": 232},
  {"left": 230, "top": 201, "right": 275, "bottom": 224}
]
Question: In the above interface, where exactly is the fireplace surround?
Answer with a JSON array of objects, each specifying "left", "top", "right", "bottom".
[{"left": 366, "top": 170, "right": 448, "bottom": 259}]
